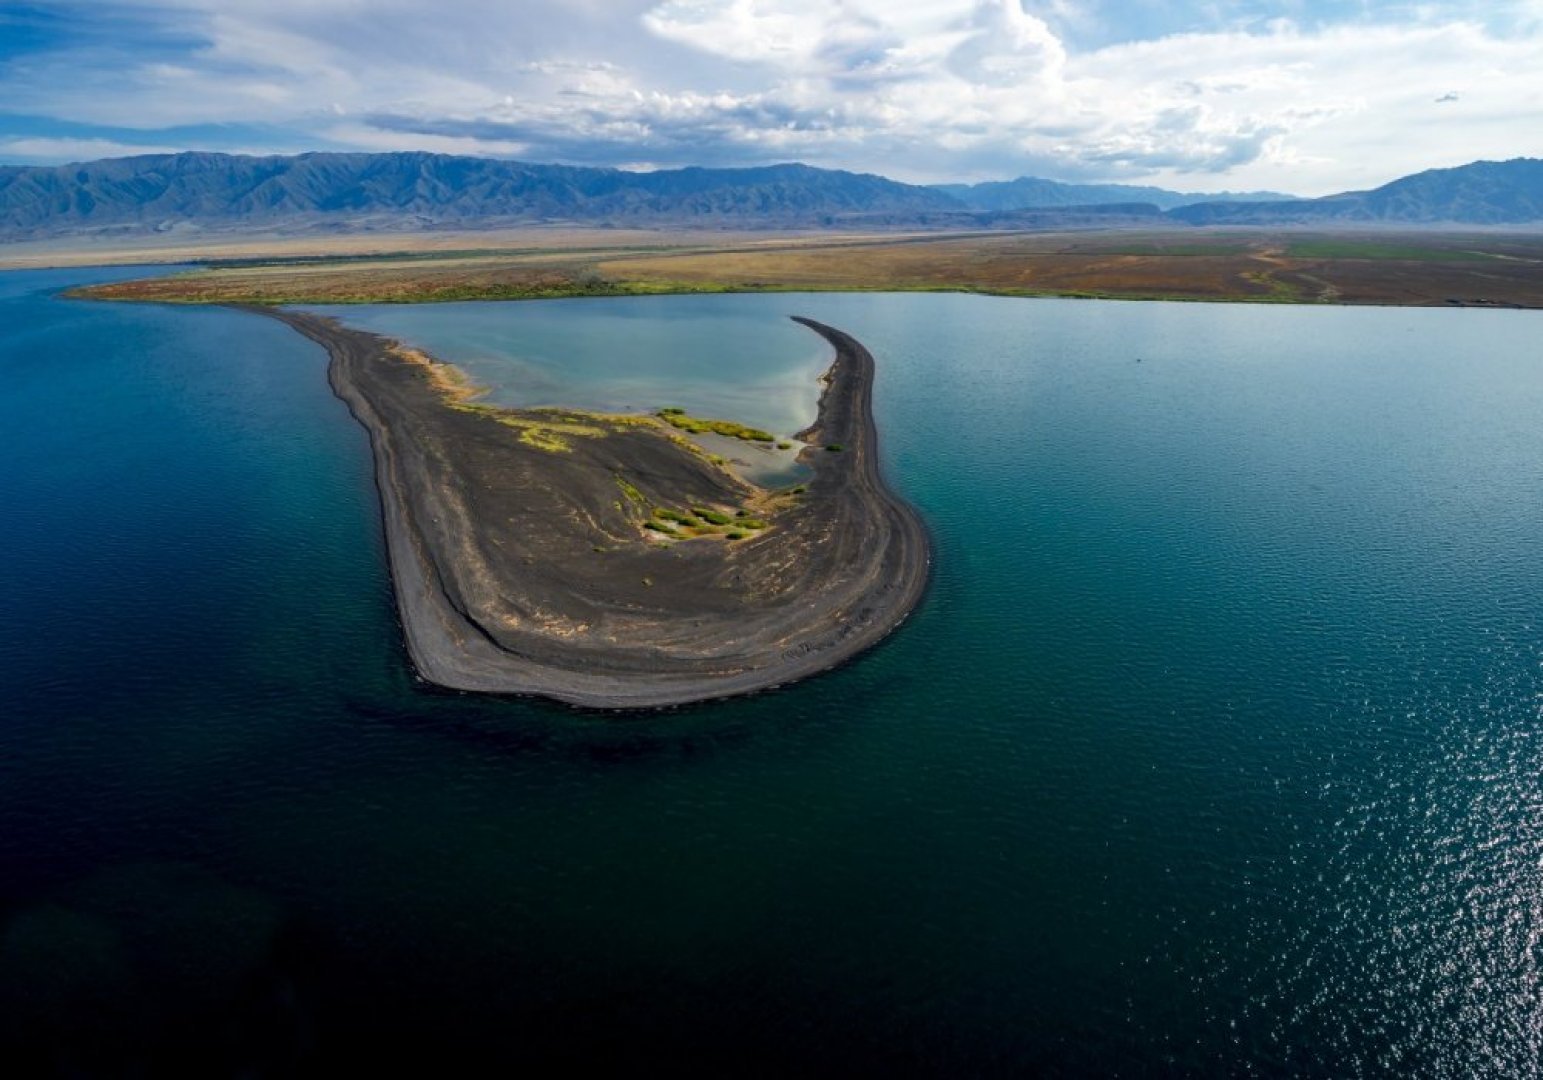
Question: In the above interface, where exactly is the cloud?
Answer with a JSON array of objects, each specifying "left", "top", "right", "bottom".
[
  {"left": 0, "top": 136, "right": 183, "bottom": 162},
  {"left": 0, "top": 1, "right": 1541, "bottom": 193},
  {"left": 947, "top": 0, "right": 1066, "bottom": 88}
]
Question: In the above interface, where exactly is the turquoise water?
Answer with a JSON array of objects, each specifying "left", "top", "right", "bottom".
[
  {"left": 6, "top": 272, "right": 1543, "bottom": 1075},
  {"left": 305, "top": 297, "right": 832, "bottom": 436}
]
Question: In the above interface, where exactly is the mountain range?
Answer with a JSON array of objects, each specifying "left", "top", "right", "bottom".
[
  {"left": 933, "top": 177, "right": 1296, "bottom": 212},
  {"left": 1168, "top": 158, "right": 1543, "bottom": 225},
  {"left": 1, "top": 151, "right": 1541, "bottom": 240}
]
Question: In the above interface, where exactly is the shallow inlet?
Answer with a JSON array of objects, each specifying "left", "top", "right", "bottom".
[{"left": 302, "top": 296, "right": 834, "bottom": 486}]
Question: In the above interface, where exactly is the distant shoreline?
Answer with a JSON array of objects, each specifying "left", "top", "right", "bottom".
[
  {"left": 65, "top": 226, "right": 1543, "bottom": 310},
  {"left": 258, "top": 307, "right": 930, "bottom": 708}
]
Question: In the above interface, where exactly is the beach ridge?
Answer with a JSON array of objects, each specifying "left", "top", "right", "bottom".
[{"left": 258, "top": 307, "right": 930, "bottom": 708}]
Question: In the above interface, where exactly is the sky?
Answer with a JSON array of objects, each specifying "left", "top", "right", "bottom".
[{"left": 0, "top": 1, "right": 1540, "bottom": 195}]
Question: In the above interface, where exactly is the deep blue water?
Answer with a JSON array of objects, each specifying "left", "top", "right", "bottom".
[{"left": 6, "top": 270, "right": 1543, "bottom": 1076}]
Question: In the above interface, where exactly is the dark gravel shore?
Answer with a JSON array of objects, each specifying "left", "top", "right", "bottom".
[{"left": 260, "top": 307, "right": 930, "bottom": 708}]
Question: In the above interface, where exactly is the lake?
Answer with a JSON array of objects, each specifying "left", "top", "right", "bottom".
[{"left": 5, "top": 269, "right": 1543, "bottom": 1075}]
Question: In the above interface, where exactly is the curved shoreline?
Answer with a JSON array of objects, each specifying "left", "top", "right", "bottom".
[{"left": 257, "top": 306, "right": 931, "bottom": 708}]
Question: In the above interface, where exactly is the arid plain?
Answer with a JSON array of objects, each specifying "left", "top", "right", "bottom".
[{"left": 60, "top": 227, "right": 1543, "bottom": 308}]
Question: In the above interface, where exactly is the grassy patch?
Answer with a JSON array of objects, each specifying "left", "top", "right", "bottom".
[
  {"left": 658, "top": 410, "right": 776, "bottom": 442},
  {"left": 487, "top": 407, "right": 650, "bottom": 452},
  {"left": 649, "top": 503, "right": 770, "bottom": 540},
  {"left": 1096, "top": 243, "right": 1250, "bottom": 257},
  {"left": 615, "top": 474, "right": 648, "bottom": 507},
  {"left": 493, "top": 414, "right": 608, "bottom": 452},
  {"left": 1239, "top": 271, "right": 1303, "bottom": 301},
  {"left": 1285, "top": 240, "right": 1500, "bottom": 261}
]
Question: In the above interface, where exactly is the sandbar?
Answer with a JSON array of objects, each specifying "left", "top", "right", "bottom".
[{"left": 260, "top": 307, "right": 930, "bottom": 708}]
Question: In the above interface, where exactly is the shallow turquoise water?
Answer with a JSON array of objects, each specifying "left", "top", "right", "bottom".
[
  {"left": 306, "top": 296, "right": 832, "bottom": 436},
  {"left": 5, "top": 273, "right": 1543, "bottom": 1075}
]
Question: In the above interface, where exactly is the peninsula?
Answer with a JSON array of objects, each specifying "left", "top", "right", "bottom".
[{"left": 266, "top": 309, "right": 930, "bottom": 708}]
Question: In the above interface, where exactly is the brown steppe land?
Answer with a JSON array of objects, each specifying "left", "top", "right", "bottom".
[{"left": 65, "top": 228, "right": 1543, "bottom": 308}]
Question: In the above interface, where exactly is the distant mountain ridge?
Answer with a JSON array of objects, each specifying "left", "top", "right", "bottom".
[
  {"left": 933, "top": 176, "right": 1296, "bottom": 212},
  {"left": 0, "top": 152, "right": 959, "bottom": 239},
  {"left": 0, "top": 151, "right": 1541, "bottom": 240},
  {"left": 1169, "top": 159, "right": 1543, "bottom": 225}
]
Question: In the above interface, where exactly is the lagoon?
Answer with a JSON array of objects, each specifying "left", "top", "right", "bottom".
[
  {"left": 5, "top": 271, "right": 1543, "bottom": 1073},
  {"left": 307, "top": 295, "right": 833, "bottom": 436}
]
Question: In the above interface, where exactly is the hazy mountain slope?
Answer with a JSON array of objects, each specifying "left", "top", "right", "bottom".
[
  {"left": 1168, "top": 158, "right": 1543, "bottom": 225},
  {"left": 0, "top": 152, "right": 960, "bottom": 238},
  {"left": 2, "top": 151, "right": 1542, "bottom": 239},
  {"left": 936, "top": 176, "right": 1296, "bottom": 212}
]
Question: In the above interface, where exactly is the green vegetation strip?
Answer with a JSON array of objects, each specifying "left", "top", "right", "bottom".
[
  {"left": 649, "top": 504, "right": 767, "bottom": 540},
  {"left": 658, "top": 407, "right": 776, "bottom": 442},
  {"left": 1284, "top": 240, "right": 1500, "bottom": 261}
]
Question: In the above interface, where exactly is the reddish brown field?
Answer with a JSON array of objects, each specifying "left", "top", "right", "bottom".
[
  {"left": 69, "top": 228, "right": 1543, "bottom": 308},
  {"left": 597, "top": 231, "right": 1543, "bottom": 307}
]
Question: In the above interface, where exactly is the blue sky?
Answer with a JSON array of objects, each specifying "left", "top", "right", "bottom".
[{"left": 2, "top": 1, "right": 1541, "bottom": 194}]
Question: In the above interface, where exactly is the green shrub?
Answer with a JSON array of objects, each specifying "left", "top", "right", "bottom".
[
  {"left": 614, "top": 475, "right": 647, "bottom": 506},
  {"left": 658, "top": 410, "right": 775, "bottom": 442}
]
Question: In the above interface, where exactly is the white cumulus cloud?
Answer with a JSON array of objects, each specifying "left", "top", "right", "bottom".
[{"left": 1, "top": 1, "right": 1540, "bottom": 193}]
